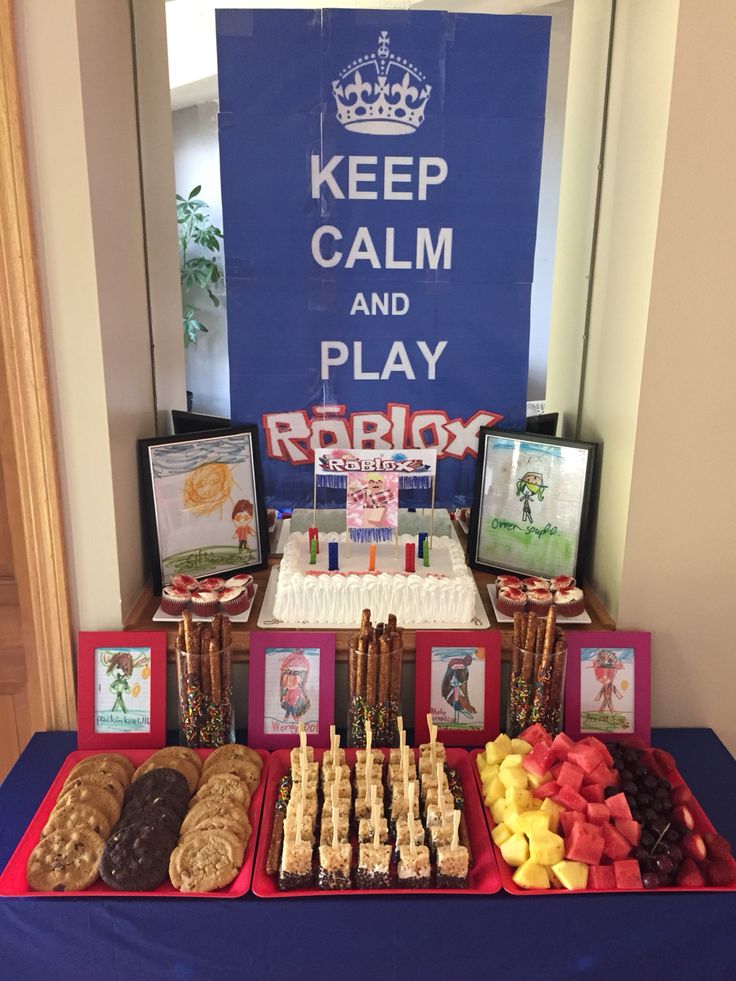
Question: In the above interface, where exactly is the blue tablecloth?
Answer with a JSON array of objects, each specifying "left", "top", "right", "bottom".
[{"left": 0, "top": 729, "right": 734, "bottom": 981}]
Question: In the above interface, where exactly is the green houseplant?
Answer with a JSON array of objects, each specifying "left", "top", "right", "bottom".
[{"left": 177, "top": 185, "right": 224, "bottom": 347}]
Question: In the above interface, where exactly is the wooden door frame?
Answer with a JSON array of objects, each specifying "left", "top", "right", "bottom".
[{"left": 0, "top": 0, "right": 76, "bottom": 728}]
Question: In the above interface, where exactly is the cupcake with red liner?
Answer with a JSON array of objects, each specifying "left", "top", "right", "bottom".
[
  {"left": 496, "top": 586, "right": 527, "bottom": 617},
  {"left": 550, "top": 575, "right": 576, "bottom": 593},
  {"left": 190, "top": 590, "right": 220, "bottom": 617},
  {"left": 197, "top": 576, "right": 227, "bottom": 593},
  {"left": 525, "top": 588, "right": 553, "bottom": 615},
  {"left": 495, "top": 574, "right": 523, "bottom": 594},
  {"left": 170, "top": 573, "right": 198, "bottom": 593},
  {"left": 522, "top": 576, "right": 550, "bottom": 591},
  {"left": 553, "top": 586, "right": 585, "bottom": 618},
  {"left": 219, "top": 586, "right": 249, "bottom": 616},
  {"left": 160, "top": 586, "right": 191, "bottom": 616},
  {"left": 228, "top": 573, "right": 255, "bottom": 598}
]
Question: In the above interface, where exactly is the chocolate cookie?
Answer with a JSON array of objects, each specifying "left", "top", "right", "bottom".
[
  {"left": 124, "top": 767, "right": 190, "bottom": 809},
  {"left": 27, "top": 828, "right": 105, "bottom": 892},
  {"left": 114, "top": 801, "right": 184, "bottom": 838},
  {"left": 99, "top": 823, "right": 176, "bottom": 891},
  {"left": 132, "top": 756, "right": 199, "bottom": 796}
]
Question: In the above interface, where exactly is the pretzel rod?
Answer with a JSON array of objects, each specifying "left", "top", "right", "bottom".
[
  {"left": 209, "top": 638, "right": 221, "bottom": 704},
  {"left": 348, "top": 642, "right": 358, "bottom": 700},
  {"left": 536, "top": 621, "right": 545, "bottom": 657},
  {"left": 512, "top": 611, "right": 523, "bottom": 651},
  {"left": 355, "top": 645, "right": 366, "bottom": 701},
  {"left": 365, "top": 641, "right": 378, "bottom": 706},
  {"left": 211, "top": 612, "right": 222, "bottom": 653},
  {"left": 542, "top": 606, "right": 557, "bottom": 661},
  {"left": 182, "top": 610, "right": 200, "bottom": 684},
  {"left": 200, "top": 626, "right": 212, "bottom": 698},
  {"left": 525, "top": 612, "right": 537, "bottom": 655},
  {"left": 221, "top": 615, "right": 232, "bottom": 704}
]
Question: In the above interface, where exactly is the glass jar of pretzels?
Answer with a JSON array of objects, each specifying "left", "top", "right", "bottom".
[
  {"left": 347, "top": 609, "right": 403, "bottom": 748},
  {"left": 176, "top": 610, "right": 235, "bottom": 748},
  {"left": 507, "top": 607, "right": 567, "bottom": 738}
]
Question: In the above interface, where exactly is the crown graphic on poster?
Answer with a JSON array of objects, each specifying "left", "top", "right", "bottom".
[{"left": 331, "top": 31, "right": 432, "bottom": 135}]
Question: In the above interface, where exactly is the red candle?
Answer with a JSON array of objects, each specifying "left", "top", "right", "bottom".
[
  {"left": 308, "top": 526, "right": 319, "bottom": 554},
  {"left": 368, "top": 543, "right": 376, "bottom": 571},
  {"left": 405, "top": 542, "right": 415, "bottom": 573}
]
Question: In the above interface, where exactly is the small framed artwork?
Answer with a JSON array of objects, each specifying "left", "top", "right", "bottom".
[
  {"left": 247, "top": 631, "right": 336, "bottom": 750},
  {"left": 77, "top": 632, "right": 167, "bottom": 749},
  {"left": 466, "top": 427, "right": 598, "bottom": 581},
  {"left": 564, "top": 631, "right": 651, "bottom": 744},
  {"left": 414, "top": 631, "right": 501, "bottom": 747},
  {"left": 138, "top": 425, "right": 269, "bottom": 595}
]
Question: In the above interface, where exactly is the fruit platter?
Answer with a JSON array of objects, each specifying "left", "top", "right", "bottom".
[{"left": 473, "top": 724, "right": 736, "bottom": 893}]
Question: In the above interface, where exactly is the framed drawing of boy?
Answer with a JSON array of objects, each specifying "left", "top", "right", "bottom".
[
  {"left": 247, "top": 631, "right": 336, "bottom": 750},
  {"left": 414, "top": 630, "right": 501, "bottom": 747},
  {"left": 77, "top": 632, "right": 167, "bottom": 749},
  {"left": 564, "top": 631, "right": 651, "bottom": 744},
  {"left": 466, "top": 427, "right": 598, "bottom": 581},
  {"left": 138, "top": 425, "right": 269, "bottom": 595}
]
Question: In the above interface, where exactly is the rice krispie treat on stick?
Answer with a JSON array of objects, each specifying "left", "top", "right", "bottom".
[
  {"left": 279, "top": 800, "right": 313, "bottom": 890},
  {"left": 435, "top": 811, "right": 469, "bottom": 889},
  {"left": 355, "top": 808, "right": 392, "bottom": 889},
  {"left": 397, "top": 814, "right": 432, "bottom": 889},
  {"left": 318, "top": 806, "right": 352, "bottom": 890}
]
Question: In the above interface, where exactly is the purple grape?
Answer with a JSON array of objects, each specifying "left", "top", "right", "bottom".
[
  {"left": 665, "top": 844, "right": 683, "bottom": 864},
  {"left": 655, "top": 854, "right": 675, "bottom": 874},
  {"left": 657, "top": 873, "right": 675, "bottom": 887},
  {"left": 642, "top": 871, "right": 659, "bottom": 889}
]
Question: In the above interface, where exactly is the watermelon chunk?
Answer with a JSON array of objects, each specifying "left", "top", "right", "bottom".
[
  {"left": 653, "top": 748, "right": 676, "bottom": 774},
  {"left": 567, "top": 744, "right": 602, "bottom": 774},
  {"left": 532, "top": 781, "right": 560, "bottom": 800},
  {"left": 550, "top": 762, "right": 563, "bottom": 780},
  {"left": 586, "top": 803, "right": 610, "bottom": 827},
  {"left": 601, "top": 822, "right": 632, "bottom": 861},
  {"left": 605, "top": 792, "right": 633, "bottom": 821},
  {"left": 549, "top": 731, "right": 575, "bottom": 762},
  {"left": 613, "top": 858, "right": 643, "bottom": 889},
  {"left": 614, "top": 819, "right": 641, "bottom": 847},
  {"left": 565, "top": 821, "right": 605, "bottom": 865},
  {"left": 579, "top": 736, "right": 614, "bottom": 767},
  {"left": 582, "top": 762, "right": 617, "bottom": 788},
  {"left": 557, "top": 762, "right": 584, "bottom": 792},
  {"left": 552, "top": 785, "right": 588, "bottom": 813},
  {"left": 522, "top": 741, "right": 555, "bottom": 777},
  {"left": 559, "top": 811, "right": 585, "bottom": 838},
  {"left": 676, "top": 858, "right": 705, "bottom": 888},
  {"left": 588, "top": 865, "right": 616, "bottom": 890},
  {"left": 519, "top": 722, "right": 551, "bottom": 746},
  {"left": 581, "top": 784, "right": 605, "bottom": 804}
]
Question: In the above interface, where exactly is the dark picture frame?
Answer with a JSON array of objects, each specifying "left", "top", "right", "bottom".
[
  {"left": 139, "top": 425, "right": 269, "bottom": 594},
  {"left": 467, "top": 427, "right": 597, "bottom": 581}
]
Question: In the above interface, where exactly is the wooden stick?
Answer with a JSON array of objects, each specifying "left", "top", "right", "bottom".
[
  {"left": 296, "top": 799, "right": 303, "bottom": 846},
  {"left": 452, "top": 809, "right": 460, "bottom": 850},
  {"left": 372, "top": 803, "right": 380, "bottom": 847},
  {"left": 408, "top": 811, "right": 417, "bottom": 856},
  {"left": 426, "top": 712, "right": 433, "bottom": 741},
  {"left": 331, "top": 805, "right": 339, "bottom": 849}
]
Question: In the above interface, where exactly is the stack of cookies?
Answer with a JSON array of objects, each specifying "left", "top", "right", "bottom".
[
  {"left": 26, "top": 752, "right": 133, "bottom": 892},
  {"left": 169, "top": 744, "right": 263, "bottom": 892}
]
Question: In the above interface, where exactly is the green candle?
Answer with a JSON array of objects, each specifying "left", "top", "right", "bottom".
[
  {"left": 422, "top": 538, "right": 429, "bottom": 567},
  {"left": 309, "top": 537, "right": 317, "bottom": 565}
]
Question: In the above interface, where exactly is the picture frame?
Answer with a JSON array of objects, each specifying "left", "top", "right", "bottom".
[
  {"left": 564, "top": 631, "right": 651, "bottom": 745},
  {"left": 466, "top": 427, "right": 598, "bottom": 582},
  {"left": 247, "top": 631, "right": 336, "bottom": 750},
  {"left": 414, "top": 630, "right": 501, "bottom": 747},
  {"left": 77, "top": 631, "right": 167, "bottom": 749},
  {"left": 138, "top": 425, "right": 269, "bottom": 595}
]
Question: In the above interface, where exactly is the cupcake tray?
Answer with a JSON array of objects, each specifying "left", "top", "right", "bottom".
[
  {"left": 152, "top": 584, "right": 259, "bottom": 623},
  {"left": 470, "top": 748, "right": 736, "bottom": 895},
  {"left": 0, "top": 746, "right": 269, "bottom": 898},
  {"left": 251, "top": 746, "right": 501, "bottom": 897},
  {"left": 487, "top": 585, "right": 591, "bottom": 624}
]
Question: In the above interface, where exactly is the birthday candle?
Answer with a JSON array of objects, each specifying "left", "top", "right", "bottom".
[
  {"left": 405, "top": 542, "right": 415, "bottom": 573},
  {"left": 328, "top": 541, "right": 339, "bottom": 571},
  {"left": 368, "top": 543, "right": 376, "bottom": 571},
  {"left": 417, "top": 531, "right": 428, "bottom": 558},
  {"left": 309, "top": 537, "right": 317, "bottom": 565},
  {"left": 423, "top": 538, "right": 429, "bottom": 567},
  {"left": 308, "top": 526, "right": 319, "bottom": 554}
]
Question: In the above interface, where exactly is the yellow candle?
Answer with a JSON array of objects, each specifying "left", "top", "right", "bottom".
[{"left": 368, "top": 542, "right": 376, "bottom": 571}]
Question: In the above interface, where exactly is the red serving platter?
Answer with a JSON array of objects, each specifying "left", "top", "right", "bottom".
[
  {"left": 252, "top": 746, "right": 501, "bottom": 897},
  {"left": 470, "top": 747, "right": 736, "bottom": 895},
  {"left": 0, "top": 746, "right": 269, "bottom": 898}
]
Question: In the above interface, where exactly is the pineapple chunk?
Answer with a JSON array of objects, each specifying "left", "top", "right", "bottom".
[
  {"left": 490, "top": 797, "right": 508, "bottom": 825},
  {"left": 484, "top": 742, "right": 506, "bottom": 766},
  {"left": 491, "top": 823, "right": 512, "bottom": 847},
  {"left": 502, "top": 805, "right": 524, "bottom": 834},
  {"left": 504, "top": 786, "right": 533, "bottom": 809},
  {"left": 526, "top": 769, "right": 554, "bottom": 789},
  {"left": 540, "top": 798, "right": 563, "bottom": 833},
  {"left": 512, "top": 859, "right": 550, "bottom": 890},
  {"left": 499, "top": 753, "right": 523, "bottom": 771},
  {"left": 484, "top": 776, "right": 506, "bottom": 804},
  {"left": 510, "top": 738, "right": 533, "bottom": 755},
  {"left": 548, "top": 866, "right": 563, "bottom": 888},
  {"left": 500, "top": 833, "right": 529, "bottom": 868},
  {"left": 498, "top": 766, "right": 527, "bottom": 790},
  {"left": 476, "top": 753, "right": 486, "bottom": 773},
  {"left": 528, "top": 830, "right": 565, "bottom": 867},
  {"left": 551, "top": 860, "right": 589, "bottom": 891},
  {"left": 481, "top": 763, "right": 500, "bottom": 786},
  {"left": 516, "top": 811, "right": 550, "bottom": 836},
  {"left": 493, "top": 733, "right": 513, "bottom": 755}
]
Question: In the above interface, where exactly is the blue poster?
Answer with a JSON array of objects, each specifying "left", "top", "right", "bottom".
[{"left": 216, "top": 9, "right": 550, "bottom": 508}]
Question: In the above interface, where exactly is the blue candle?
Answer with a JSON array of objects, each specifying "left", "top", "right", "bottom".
[
  {"left": 328, "top": 541, "right": 339, "bottom": 571},
  {"left": 417, "top": 532, "right": 428, "bottom": 558}
]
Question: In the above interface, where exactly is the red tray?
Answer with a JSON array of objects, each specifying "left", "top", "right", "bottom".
[
  {"left": 252, "top": 746, "right": 501, "bottom": 897},
  {"left": 470, "top": 747, "right": 736, "bottom": 895},
  {"left": 0, "top": 746, "right": 269, "bottom": 898}
]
